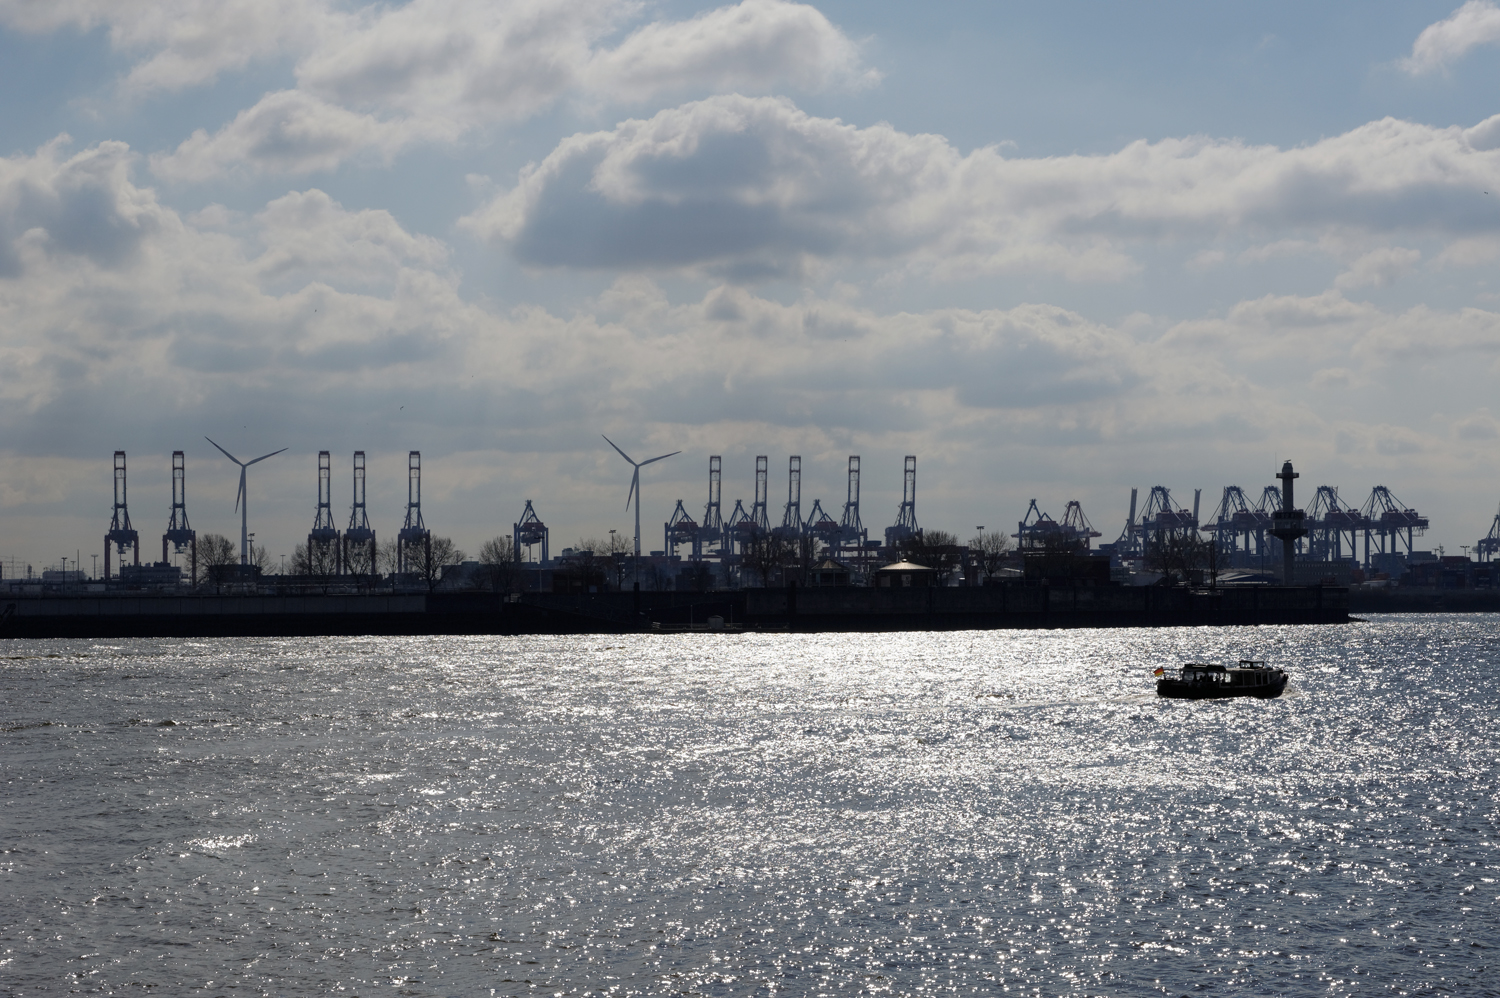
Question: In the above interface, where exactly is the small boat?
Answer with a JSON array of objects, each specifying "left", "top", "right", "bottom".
[{"left": 1156, "top": 660, "right": 1287, "bottom": 699}]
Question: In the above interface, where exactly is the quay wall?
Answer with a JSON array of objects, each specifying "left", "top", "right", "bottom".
[
  {"left": 749, "top": 584, "right": 1346, "bottom": 630},
  {"left": 1347, "top": 588, "right": 1500, "bottom": 614},
  {"left": 0, "top": 585, "right": 1347, "bottom": 639}
]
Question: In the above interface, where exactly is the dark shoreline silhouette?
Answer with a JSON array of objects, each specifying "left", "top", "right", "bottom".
[{"left": 0, "top": 585, "right": 1350, "bottom": 639}]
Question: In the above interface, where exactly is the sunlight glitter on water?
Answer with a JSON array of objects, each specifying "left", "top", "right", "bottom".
[{"left": 1, "top": 618, "right": 1496, "bottom": 995}]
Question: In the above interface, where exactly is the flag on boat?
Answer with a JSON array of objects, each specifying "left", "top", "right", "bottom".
[{"left": 1152, "top": 666, "right": 1165, "bottom": 676}]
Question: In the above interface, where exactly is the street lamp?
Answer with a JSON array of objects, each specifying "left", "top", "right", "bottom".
[{"left": 609, "top": 529, "right": 619, "bottom": 588}]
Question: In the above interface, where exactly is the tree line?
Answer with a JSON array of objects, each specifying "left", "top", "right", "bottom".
[
  {"left": 187, "top": 525, "right": 1024, "bottom": 591},
  {"left": 734, "top": 527, "right": 1014, "bottom": 587},
  {"left": 193, "top": 532, "right": 522, "bottom": 591}
]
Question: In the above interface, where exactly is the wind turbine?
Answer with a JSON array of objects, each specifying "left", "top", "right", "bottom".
[
  {"left": 602, "top": 435, "right": 679, "bottom": 571},
  {"left": 205, "top": 437, "right": 287, "bottom": 566}
]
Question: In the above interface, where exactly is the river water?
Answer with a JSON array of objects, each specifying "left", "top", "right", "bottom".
[{"left": 2, "top": 616, "right": 1496, "bottom": 996}]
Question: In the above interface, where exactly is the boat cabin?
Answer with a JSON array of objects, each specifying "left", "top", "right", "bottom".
[
  {"left": 1181, "top": 663, "right": 1230, "bottom": 685},
  {"left": 1180, "top": 660, "right": 1278, "bottom": 688}
]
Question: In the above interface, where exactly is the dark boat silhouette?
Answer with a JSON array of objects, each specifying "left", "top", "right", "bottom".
[{"left": 1156, "top": 660, "right": 1287, "bottom": 699}]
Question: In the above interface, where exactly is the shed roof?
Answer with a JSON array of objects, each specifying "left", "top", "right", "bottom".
[{"left": 876, "top": 560, "right": 934, "bottom": 573}]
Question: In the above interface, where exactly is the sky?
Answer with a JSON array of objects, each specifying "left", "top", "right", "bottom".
[{"left": 3, "top": 0, "right": 1500, "bottom": 572}]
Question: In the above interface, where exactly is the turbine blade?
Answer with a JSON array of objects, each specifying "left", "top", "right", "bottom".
[
  {"left": 235, "top": 470, "right": 245, "bottom": 512},
  {"left": 205, "top": 436, "right": 243, "bottom": 466},
  {"left": 626, "top": 469, "right": 637, "bottom": 510},
  {"left": 637, "top": 450, "right": 681, "bottom": 468},
  {"left": 245, "top": 447, "right": 288, "bottom": 467},
  {"left": 601, "top": 434, "right": 636, "bottom": 466}
]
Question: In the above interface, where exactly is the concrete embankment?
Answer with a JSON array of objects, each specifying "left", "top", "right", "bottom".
[
  {"left": 0, "top": 585, "right": 1347, "bottom": 639},
  {"left": 1348, "top": 588, "right": 1500, "bottom": 614},
  {"left": 748, "top": 584, "right": 1346, "bottom": 630}
]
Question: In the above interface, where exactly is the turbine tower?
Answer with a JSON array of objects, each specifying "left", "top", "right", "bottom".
[
  {"left": 206, "top": 437, "right": 287, "bottom": 567},
  {"left": 602, "top": 435, "right": 680, "bottom": 569}
]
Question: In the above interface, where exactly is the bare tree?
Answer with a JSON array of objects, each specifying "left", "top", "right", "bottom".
[
  {"left": 291, "top": 540, "right": 339, "bottom": 575},
  {"left": 407, "top": 536, "right": 466, "bottom": 590},
  {"left": 343, "top": 541, "right": 374, "bottom": 576},
  {"left": 565, "top": 538, "right": 609, "bottom": 592},
  {"left": 310, "top": 539, "right": 338, "bottom": 574},
  {"left": 604, "top": 532, "right": 631, "bottom": 589},
  {"left": 899, "top": 530, "right": 963, "bottom": 585},
  {"left": 641, "top": 561, "right": 670, "bottom": 591},
  {"left": 969, "top": 530, "right": 1014, "bottom": 582},
  {"left": 1145, "top": 531, "right": 1217, "bottom": 585},
  {"left": 794, "top": 532, "right": 823, "bottom": 585},
  {"left": 681, "top": 560, "right": 714, "bottom": 592},
  {"left": 249, "top": 542, "right": 273, "bottom": 574},
  {"left": 479, "top": 535, "right": 514, "bottom": 565},
  {"left": 377, "top": 538, "right": 400, "bottom": 576},
  {"left": 744, "top": 532, "right": 790, "bottom": 587},
  {"left": 198, "top": 533, "right": 237, "bottom": 570},
  {"left": 478, "top": 536, "right": 519, "bottom": 592}
]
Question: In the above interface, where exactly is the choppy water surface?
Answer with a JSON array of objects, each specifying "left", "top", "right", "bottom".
[{"left": 2, "top": 617, "right": 1497, "bottom": 996}]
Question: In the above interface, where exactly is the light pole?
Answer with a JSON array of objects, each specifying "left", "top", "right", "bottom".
[{"left": 609, "top": 529, "right": 618, "bottom": 588}]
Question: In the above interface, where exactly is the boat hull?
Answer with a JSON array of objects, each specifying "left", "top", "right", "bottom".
[{"left": 1156, "top": 675, "right": 1287, "bottom": 700}]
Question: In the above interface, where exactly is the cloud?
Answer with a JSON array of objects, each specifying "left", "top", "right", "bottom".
[
  {"left": 465, "top": 96, "right": 971, "bottom": 280},
  {"left": 149, "top": 90, "right": 450, "bottom": 181},
  {"left": 293, "top": 0, "right": 624, "bottom": 124},
  {"left": 10, "top": 0, "right": 872, "bottom": 178},
  {"left": 1164, "top": 290, "right": 1500, "bottom": 372},
  {"left": 1185, "top": 248, "right": 1225, "bottom": 270},
  {"left": 0, "top": 0, "right": 339, "bottom": 94},
  {"left": 0, "top": 137, "right": 165, "bottom": 277},
  {"left": 7, "top": 135, "right": 1500, "bottom": 562},
  {"left": 1454, "top": 408, "right": 1500, "bottom": 439},
  {"left": 0, "top": 138, "right": 477, "bottom": 429},
  {"left": 465, "top": 96, "right": 1500, "bottom": 282},
  {"left": 0, "top": 137, "right": 1238, "bottom": 468},
  {"left": 1401, "top": 1, "right": 1500, "bottom": 76},
  {"left": 294, "top": 0, "right": 873, "bottom": 124},
  {"left": 1310, "top": 367, "right": 1358, "bottom": 390},
  {"left": 1333, "top": 246, "right": 1421, "bottom": 289},
  {"left": 253, "top": 189, "right": 451, "bottom": 291},
  {"left": 581, "top": 0, "right": 877, "bottom": 101}
]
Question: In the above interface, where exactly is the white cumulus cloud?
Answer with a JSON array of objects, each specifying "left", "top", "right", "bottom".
[
  {"left": 581, "top": 0, "right": 877, "bottom": 101},
  {"left": 149, "top": 90, "right": 452, "bottom": 181},
  {"left": 4, "top": 0, "right": 874, "bottom": 179},
  {"left": 1401, "top": 0, "right": 1500, "bottom": 75},
  {"left": 465, "top": 96, "right": 1500, "bottom": 282},
  {"left": 0, "top": 0, "right": 340, "bottom": 93}
]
